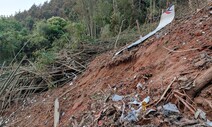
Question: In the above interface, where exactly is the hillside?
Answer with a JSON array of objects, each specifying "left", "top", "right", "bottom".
[{"left": 2, "top": 3, "right": 211, "bottom": 127}]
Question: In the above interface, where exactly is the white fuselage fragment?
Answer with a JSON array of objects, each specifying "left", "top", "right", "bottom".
[{"left": 115, "top": 5, "right": 175, "bottom": 56}]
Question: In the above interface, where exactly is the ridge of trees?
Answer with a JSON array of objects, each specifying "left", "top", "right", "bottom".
[{"left": 0, "top": 0, "right": 208, "bottom": 66}]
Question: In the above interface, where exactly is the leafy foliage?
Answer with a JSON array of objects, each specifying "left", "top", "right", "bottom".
[{"left": 0, "top": 18, "right": 26, "bottom": 63}]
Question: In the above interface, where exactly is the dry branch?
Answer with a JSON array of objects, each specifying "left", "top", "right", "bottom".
[
  {"left": 0, "top": 41, "right": 110, "bottom": 111},
  {"left": 174, "top": 94, "right": 196, "bottom": 114},
  {"left": 155, "top": 77, "right": 176, "bottom": 105}
]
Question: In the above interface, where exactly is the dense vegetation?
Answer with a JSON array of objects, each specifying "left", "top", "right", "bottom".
[{"left": 0, "top": 0, "right": 207, "bottom": 66}]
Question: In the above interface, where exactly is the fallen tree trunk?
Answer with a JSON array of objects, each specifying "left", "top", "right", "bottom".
[{"left": 188, "top": 66, "right": 212, "bottom": 98}]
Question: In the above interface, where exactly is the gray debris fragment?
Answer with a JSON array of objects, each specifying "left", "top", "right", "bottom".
[
  {"left": 124, "top": 110, "right": 139, "bottom": 122},
  {"left": 118, "top": 95, "right": 151, "bottom": 122},
  {"left": 142, "top": 96, "right": 150, "bottom": 104},
  {"left": 145, "top": 109, "right": 156, "bottom": 116},
  {"left": 195, "top": 109, "right": 206, "bottom": 120},
  {"left": 124, "top": 107, "right": 142, "bottom": 122},
  {"left": 128, "top": 100, "right": 141, "bottom": 106},
  {"left": 178, "top": 76, "right": 188, "bottom": 82},
  {"left": 157, "top": 106, "right": 162, "bottom": 111},
  {"left": 206, "top": 119, "right": 212, "bottom": 127},
  {"left": 136, "top": 82, "right": 143, "bottom": 89},
  {"left": 112, "top": 94, "right": 123, "bottom": 101},
  {"left": 163, "top": 102, "right": 180, "bottom": 113},
  {"left": 194, "top": 59, "right": 206, "bottom": 67},
  {"left": 0, "top": 117, "right": 3, "bottom": 126}
]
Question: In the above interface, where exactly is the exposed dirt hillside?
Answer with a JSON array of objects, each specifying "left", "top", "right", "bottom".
[{"left": 3, "top": 3, "right": 212, "bottom": 127}]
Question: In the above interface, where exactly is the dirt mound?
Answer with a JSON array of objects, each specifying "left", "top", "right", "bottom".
[{"left": 2, "top": 4, "right": 212, "bottom": 127}]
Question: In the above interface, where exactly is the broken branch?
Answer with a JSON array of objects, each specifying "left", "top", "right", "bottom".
[{"left": 155, "top": 77, "right": 176, "bottom": 105}]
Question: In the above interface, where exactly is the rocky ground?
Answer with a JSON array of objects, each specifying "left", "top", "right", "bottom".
[{"left": 1, "top": 3, "right": 212, "bottom": 127}]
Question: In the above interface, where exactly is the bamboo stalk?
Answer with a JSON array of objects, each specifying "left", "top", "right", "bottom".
[{"left": 114, "top": 19, "right": 126, "bottom": 49}]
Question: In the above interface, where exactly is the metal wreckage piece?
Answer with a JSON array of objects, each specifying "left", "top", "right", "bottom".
[{"left": 115, "top": 5, "right": 175, "bottom": 56}]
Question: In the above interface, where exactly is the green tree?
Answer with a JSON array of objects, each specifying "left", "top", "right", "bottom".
[{"left": 0, "top": 18, "right": 25, "bottom": 63}]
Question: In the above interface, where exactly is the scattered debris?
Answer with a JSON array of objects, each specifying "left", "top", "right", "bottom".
[{"left": 115, "top": 94, "right": 151, "bottom": 123}]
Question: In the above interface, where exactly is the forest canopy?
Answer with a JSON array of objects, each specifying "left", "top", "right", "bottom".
[{"left": 0, "top": 0, "right": 207, "bottom": 65}]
